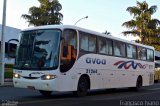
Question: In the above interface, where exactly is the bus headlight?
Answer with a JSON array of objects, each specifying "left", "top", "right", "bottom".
[
  {"left": 13, "top": 73, "right": 21, "bottom": 78},
  {"left": 41, "top": 74, "right": 57, "bottom": 80}
]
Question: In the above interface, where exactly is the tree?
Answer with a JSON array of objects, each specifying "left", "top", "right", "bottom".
[
  {"left": 122, "top": 1, "right": 160, "bottom": 46},
  {"left": 22, "top": 0, "right": 63, "bottom": 26},
  {"left": 103, "top": 30, "right": 112, "bottom": 36}
]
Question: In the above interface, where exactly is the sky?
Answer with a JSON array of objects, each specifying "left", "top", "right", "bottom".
[{"left": 0, "top": 0, "right": 160, "bottom": 41}]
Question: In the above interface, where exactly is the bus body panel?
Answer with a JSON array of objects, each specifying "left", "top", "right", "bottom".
[
  {"left": 13, "top": 69, "right": 80, "bottom": 91},
  {"left": 13, "top": 69, "right": 60, "bottom": 91},
  {"left": 73, "top": 54, "right": 154, "bottom": 89},
  {"left": 12, "top": 25, "right": 155, "bottom": 94}
]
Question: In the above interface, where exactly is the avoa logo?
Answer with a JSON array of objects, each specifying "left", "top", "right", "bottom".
[{"left": 86, "top": 57, "right": 106, "bottom": 65}]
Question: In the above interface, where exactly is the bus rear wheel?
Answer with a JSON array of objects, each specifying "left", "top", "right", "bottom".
[
  {"left": 39, "top": 90, "right": 52, "bottom": 96},
  {"left": 129, "top": 76, "right": 142, "bottom": 91},
  {"left": 154, "top": 80, "right": 158, "bottom": 83},
  {"left": 135, "top": 76, "right": 142, "bottom": 91},
  {"left": 73, "top": 76, "right": 89, "bottom": 97}
]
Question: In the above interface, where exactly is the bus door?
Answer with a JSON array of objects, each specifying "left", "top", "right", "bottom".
[{"left": 60, "top": 29, "right": 77, "bottom": 73}]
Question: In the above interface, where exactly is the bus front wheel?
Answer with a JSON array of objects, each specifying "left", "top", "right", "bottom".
[
  {"left": 73, "top": 76, "right": 89, "bottom": 97},
  {"left": 39, "top": 90, "right": 52, "bottom": 96}
]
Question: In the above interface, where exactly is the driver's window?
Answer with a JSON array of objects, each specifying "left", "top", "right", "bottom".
[{"left": 60, "top": 29, "right": 77, "bottom": 72}]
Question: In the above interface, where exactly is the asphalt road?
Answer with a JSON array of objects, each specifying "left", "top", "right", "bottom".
[{"left": 1, "top": 83, "right": 160, "bottom": 106}]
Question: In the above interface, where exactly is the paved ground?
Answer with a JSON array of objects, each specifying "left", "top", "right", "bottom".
[{"left": 0, "top": 83, "right": 160, "bottom": 106}]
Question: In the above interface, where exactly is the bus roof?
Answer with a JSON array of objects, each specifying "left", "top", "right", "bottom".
[{"left": 22, "top": 25, "right": 154, "bottom": 50}]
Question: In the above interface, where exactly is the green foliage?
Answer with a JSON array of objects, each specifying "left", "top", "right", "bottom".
[
  {"left": 103, "top": 30, "right": 112, "bottom": 36},
  {"left": 122, "top": 1, "right": 160, "bottom": 47},
  {"left": 5, "top": 64, "right": 14, "bottom": 68},
  {"left": 5, "top": 71, "right": 13, "bottom": 78},
  {"left": 144, "top": 36, "right": 160, "bottom": 51},
  {"left": 5, "top": 64, "right": 13, "bottom": 78},
  {"left": 22, "top": 0, "right": 63, "bottom": 26}
]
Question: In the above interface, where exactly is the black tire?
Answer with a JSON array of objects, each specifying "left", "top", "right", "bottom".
[
  {"left": 130, "top": 77, "right": 143, "bottom": 91},
  {"left": 136, "top": 77, "right": 142, "bottom": 90},
  {"left": 73, "top": 76, "right": 89, "bottom": 97},
  {"left": 154, "top": 80, "right": 158, "bottom": 83},
  {"left": 39, "top": 90, "right": 52, "bottom": 96}
]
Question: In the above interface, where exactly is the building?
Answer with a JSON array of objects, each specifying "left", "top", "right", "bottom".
[{"left": 0, "top": 25, "right": 21, "bottom": 64}]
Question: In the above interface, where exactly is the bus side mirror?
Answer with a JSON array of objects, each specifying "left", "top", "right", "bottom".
[{"left": 7, "top": 39, "right": 19, "bottom": 58}]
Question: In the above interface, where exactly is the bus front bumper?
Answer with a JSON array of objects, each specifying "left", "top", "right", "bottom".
[{"left": 13, "top": 78, "right": 59, "bottom": 91}]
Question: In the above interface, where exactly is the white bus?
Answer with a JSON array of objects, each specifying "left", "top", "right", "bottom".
[{"left": 11, "top": 25, "right": 155, "bottom": 97}]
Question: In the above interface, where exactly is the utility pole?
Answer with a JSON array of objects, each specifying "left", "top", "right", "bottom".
[{"left": 0, "top": 0, "right": 7, "bottom": 85}]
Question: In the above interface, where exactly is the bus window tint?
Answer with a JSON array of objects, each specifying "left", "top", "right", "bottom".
[
  {"left": 98, "top": 37, "right": 112, "bottom": 55},
  {"left": 88, "top": 35, "right": 96, "bottom": 52},
  {"left": 147, "top": 49, "right": 154, "bottom": 61},
  {"left": 137, "top": 47, "right": 146, "bottom": 60},
  {"left": 126, "top": 44, "right": 137, "bottom": 59},
  {"left": 98, "top": 37, "right": 106, "bottom": 54},
  {"left": 106, "top": 39, "right": 112, "bottom": 55},
  {"left": 80, "top": 32, "right": 96, "bottom": 53},
  {"left": 80, "top": 32, "right": 88, "bottom": 51},
  {"left": 113, "top": 41, "right": 125, "bottom": 57}
]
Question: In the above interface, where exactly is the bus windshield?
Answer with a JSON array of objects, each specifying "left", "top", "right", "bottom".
[{"left": 15, "top": 29, "right": 61, "bottom": 70}]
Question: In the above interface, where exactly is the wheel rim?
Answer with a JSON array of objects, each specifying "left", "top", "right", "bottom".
[
  {"left": 79, "top": 78, "right": 87, "bottom": 92},
  {"left": 78, "top": 77, "right": 88, "bottom": 94}
]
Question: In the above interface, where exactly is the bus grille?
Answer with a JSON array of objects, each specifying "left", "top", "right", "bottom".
[{"left": 23, "top": 77, "right": 39, "bottom": 79}]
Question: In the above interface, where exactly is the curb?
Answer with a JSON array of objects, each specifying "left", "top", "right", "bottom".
[
  {"left": 0, "top": 79, "right": 13, "bottom": 87},
  {"left": 5, "top": 79, "right": 13, "bottom": 82},
  {"left": 0, "top": 83, "right": 13, "bottom": 87}
]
